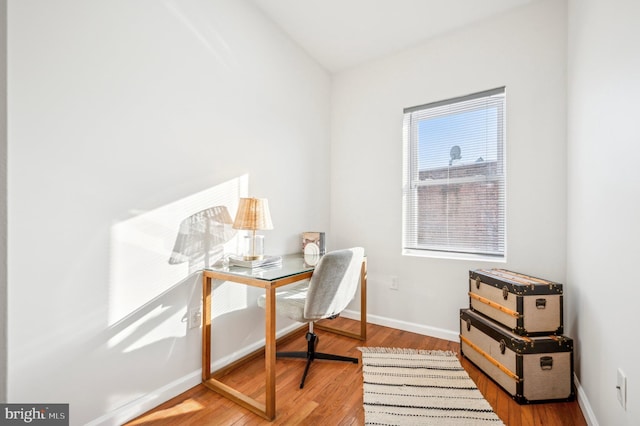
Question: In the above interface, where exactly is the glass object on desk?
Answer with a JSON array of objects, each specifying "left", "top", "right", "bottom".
[
  {"left": 242, "top": 234, "right": 264, "bottom": 260},
  {"left": 233, "top": 198, "right": 273, "bottom": 260}
]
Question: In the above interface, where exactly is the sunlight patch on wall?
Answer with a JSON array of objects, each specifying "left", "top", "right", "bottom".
[
  {"left": 121, "top": 306, "right": 185, "bottom": 354},
  {"left": 107, "top": 304, "right": 173, "bottom": 352},
  {"left": 108, "top": 175, "right": 248, "bottom": 326},
  {"left": 211, "top": 281, "right": 249, "bottom": 321}
]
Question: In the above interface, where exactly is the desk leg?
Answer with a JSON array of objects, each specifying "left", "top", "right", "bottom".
[
  {"left": 201, "top": 274, "right": 276, "bottom": 421},
  {"left": 360, "top": 258, "right": 367, "bottom": 340},
  {"left": 316, "top": 258, "right": 367, "bottom": 340},
  {"left": 202, "top": 275, "right": 212, "bottom": 381},
  {"left": 264, "top": 286, "right": 276, "bottom": 420}
]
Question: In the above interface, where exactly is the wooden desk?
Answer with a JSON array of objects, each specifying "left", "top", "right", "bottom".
[{"left": 201, "top": 254, "right": 367, "bottom": 421}]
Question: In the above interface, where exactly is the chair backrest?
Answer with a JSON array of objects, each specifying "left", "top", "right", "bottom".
[{"left": 303, "top": 247, "right": 365, "bottom": 321}]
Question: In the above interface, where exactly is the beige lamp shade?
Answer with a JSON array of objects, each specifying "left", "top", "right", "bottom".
[{"left": 233, "top": 198, "right": 274, "bottom": 231}]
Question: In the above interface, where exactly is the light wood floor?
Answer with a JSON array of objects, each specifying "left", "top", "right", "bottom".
[{"left": 126, "top": 318, "right": 587, "bottom": 425}]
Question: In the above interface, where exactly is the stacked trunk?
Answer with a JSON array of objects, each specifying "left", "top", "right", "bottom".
[{"left": 460, "top": 269, "right": 575, "bottom": 404}]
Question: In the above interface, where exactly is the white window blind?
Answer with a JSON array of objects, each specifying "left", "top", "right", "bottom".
[{"left": 402, "top": 87, "right": 506, "bottom": 258}]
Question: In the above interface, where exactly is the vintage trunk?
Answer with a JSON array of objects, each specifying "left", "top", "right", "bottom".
[
  {"left": 469, "top": 268, "right": 563, "bottom": 336},
  {"left": 460, "top": 308, "right": 574, "bottom": 404}
]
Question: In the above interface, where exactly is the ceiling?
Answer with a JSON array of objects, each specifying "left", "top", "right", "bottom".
[{"left": 250, "top": 0, "right": 538, "bottom": 72}]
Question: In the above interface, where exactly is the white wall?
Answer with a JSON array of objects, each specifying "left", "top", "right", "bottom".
[
  {"left": 331, "top": 0, "right": 567, "bottom": 338},
  {"left": 10, "top": 1, "right": 636, "bottom": 425},
  {"left": 0, "top": 0, "right": 6, "bottom": 404},
  {"left": 7, "top": 0, "right": 329, "bottom": 424},
  {"left": 567, "top": 0, "right": 640, "bottom": 424}
]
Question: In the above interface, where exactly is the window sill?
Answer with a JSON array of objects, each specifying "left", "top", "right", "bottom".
[{"left": 402, "top": 248, "right": 506, "bottom": 263}]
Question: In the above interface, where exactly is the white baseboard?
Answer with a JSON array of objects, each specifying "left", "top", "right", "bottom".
[
  {"left": 85, "top": 370, "right": 202, "bottom": 426},
  {"left": 341, "top": 309, "right": 459, "bottom": 342},
  {"left": 574, "top": 373, "right": 599, "bottom": 426}
]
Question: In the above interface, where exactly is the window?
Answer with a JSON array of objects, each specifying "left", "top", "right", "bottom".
[{"left": 402, "top": 87, "right": 506, "bottom": 259}]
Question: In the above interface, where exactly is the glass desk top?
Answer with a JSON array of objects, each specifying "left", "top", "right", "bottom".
[{"left": 203, "top": 253, "right": 317, "bottom": 282}]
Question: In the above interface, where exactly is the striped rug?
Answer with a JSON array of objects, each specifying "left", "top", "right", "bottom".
[{"left": 359, "top": 347, "right": 504, "bottom": 426}]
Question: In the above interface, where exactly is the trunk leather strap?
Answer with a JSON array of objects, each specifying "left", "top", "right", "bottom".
[
  {"left": 460, "top": 335, "right": 521, "bottom": 382},
  {"left": 469, "top": 292, "right": 521, "bottom": 318}
]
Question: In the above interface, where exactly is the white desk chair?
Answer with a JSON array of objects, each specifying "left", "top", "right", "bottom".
[{"left": 257, "top": 247, "right": 365, "bottom": 388}]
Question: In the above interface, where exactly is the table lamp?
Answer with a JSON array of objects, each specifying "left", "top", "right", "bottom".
[{"left": 232, "top": 197, "right": 274, "bottom": 260}]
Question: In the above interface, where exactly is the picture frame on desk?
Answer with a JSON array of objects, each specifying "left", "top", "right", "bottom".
[{"left": 302, "top": 232, "right": 325, "bottom": 256}]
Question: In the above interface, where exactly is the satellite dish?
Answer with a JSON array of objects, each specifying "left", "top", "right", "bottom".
[{"left": 449, "top": 145, "right": 461, "bottom": 166}]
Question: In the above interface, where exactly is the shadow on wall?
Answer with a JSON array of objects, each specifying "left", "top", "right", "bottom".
[
  {"left": 108, "top": 175, "right": 247, "bottom": 326},
  {"left": 20, "top": 175, "right": 257, "bottom": 425},
  {"left": 47, "top": 173, "right": 292, "bottom": 424},
  {"left": 92, "top": 175, "right": 252, "bottom": 420},
  {"left": 168, "top": 205, "right": 237, "bottom": 272}
]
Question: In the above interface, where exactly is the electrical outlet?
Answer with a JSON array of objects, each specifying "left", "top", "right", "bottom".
[
  {"left": 188, "top": 307, "right": 202, "bottom": 329},
  {"left": 617, "top": 368, "right": 627, "bottom": 410},
  {"left": 390, "top": 276, "right": 399, "bottom": 290}
]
